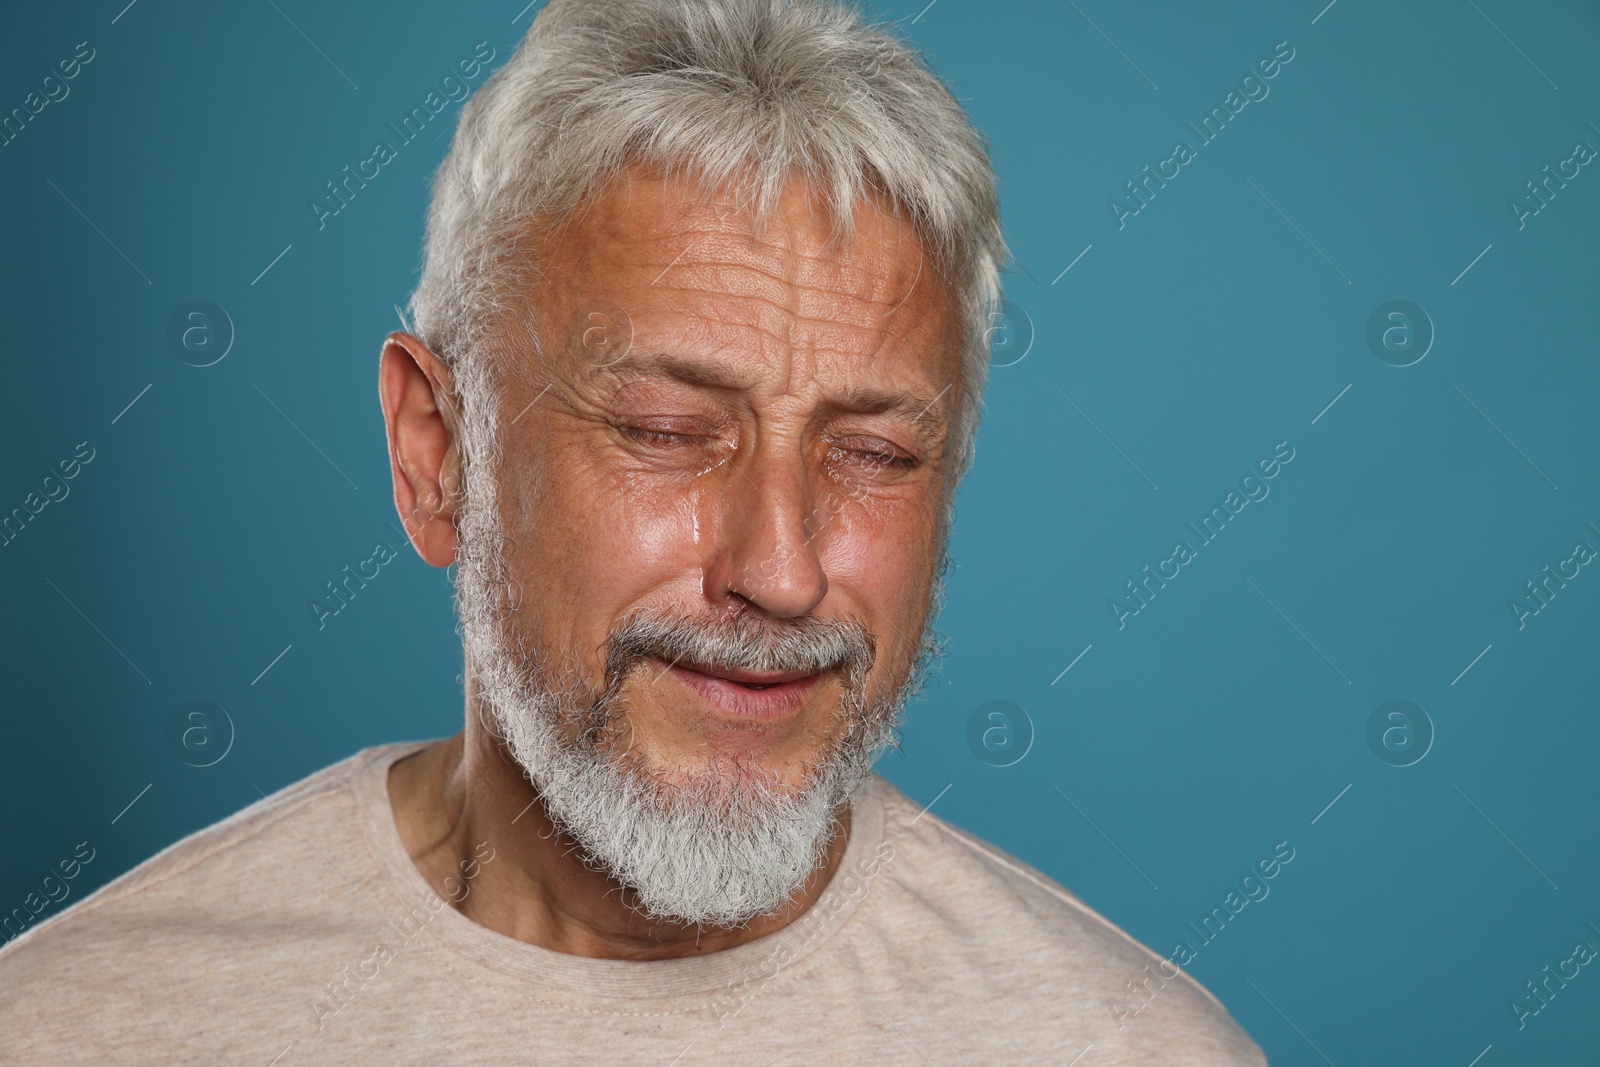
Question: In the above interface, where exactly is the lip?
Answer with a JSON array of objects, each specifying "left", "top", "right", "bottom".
[{"left": 657, "top": 658, "right": 826, "bottom": 720}]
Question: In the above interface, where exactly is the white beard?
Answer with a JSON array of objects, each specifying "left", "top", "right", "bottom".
[{"left": 448, "top": 423, "right": 941, "bottom": 928}]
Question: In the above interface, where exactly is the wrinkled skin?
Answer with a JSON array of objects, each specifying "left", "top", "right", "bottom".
[{"left": 379, "top": 169, "right": 962, "bottom": 957}]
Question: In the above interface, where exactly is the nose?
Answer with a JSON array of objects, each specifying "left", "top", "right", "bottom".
[{"left": 702, "top": 446, "right": 829, "bottom": 619}]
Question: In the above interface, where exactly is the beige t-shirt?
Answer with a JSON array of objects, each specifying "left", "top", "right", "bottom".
[{"left": 0, "top": 742, "right": 1266, "bottom": 1065}]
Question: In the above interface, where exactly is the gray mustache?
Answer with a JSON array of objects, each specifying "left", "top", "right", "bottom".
[{"left": 605, "top": 611, "right": 877, "bottom": 685}]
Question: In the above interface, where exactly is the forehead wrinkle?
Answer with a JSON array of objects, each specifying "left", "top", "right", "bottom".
[
  {"left": 551, "top": 177, "right": 934, "bottom": 335},
  {"left": 656, "top": 243, "right": 932, "bottom": 354},
  {"left": 636, "top": 281, "right": 931, "bottom": 399},
  {"left": 535, "top": 173, "right": 954, "bottom": 414},
  {"left": 636, "top": 234, "right": 951, "bottom": 399},
  {"left": 648, "top": 189, "right": 928, "bottom": 311},
  {"left": 654, "top": 251, "right": 911, "bottom": 335}
]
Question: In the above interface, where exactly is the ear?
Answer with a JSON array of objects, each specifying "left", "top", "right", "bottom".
[{"left": 379, "top": 331, "right": 463, "bottom": 569}]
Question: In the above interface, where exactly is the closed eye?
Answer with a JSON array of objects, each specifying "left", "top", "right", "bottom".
[
  {"left": 621, "top": 425, "right": 703, "bottom": 446},
  {"left": 832, "top": 438, "right": 919, "bottom": 470},
  {"left": 853, "top": 450, "right": 916, "bottom": 469}
]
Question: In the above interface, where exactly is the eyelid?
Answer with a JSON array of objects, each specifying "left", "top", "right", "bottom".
[
  {"left": 830, "top": 433, "right": 920, "bottom": 469},
  {"left": 619, "top": 414, "right": 719, "bottom": 436},
  {"left": 621, "top": 424, "right": 705, "bottom": 444},
  {"left": 834, "top": 430, "right": 915, "bottom": 456}
]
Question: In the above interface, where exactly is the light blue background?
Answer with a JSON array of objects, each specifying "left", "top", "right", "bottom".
[{"left": 3, "top": 1, "right": 1599, "bottom": 1063}]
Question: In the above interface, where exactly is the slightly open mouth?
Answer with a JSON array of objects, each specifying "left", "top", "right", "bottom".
[{"left": 654, "top": 658, "right": 826, "bottom": 719}]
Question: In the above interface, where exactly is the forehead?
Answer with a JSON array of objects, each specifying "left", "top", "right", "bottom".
[{"left": 522, "top": 170, "right": 959, "bottom": 382}]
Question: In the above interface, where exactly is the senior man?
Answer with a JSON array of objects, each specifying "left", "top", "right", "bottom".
[{"left": 0, "top": 1, "right": 1266, "bottom": 1063}]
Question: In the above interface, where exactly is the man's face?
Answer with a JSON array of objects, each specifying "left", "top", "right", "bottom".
[{"left": 483, "top": 170, "right": 960, "bottom": 799}]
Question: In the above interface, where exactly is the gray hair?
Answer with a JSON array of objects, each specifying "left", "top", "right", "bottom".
[{"left": 407, "top": 0, "right": 1006, "bottom": 485}]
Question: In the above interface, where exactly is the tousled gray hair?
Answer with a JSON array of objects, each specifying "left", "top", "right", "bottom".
[{"left": 407, "top": 0, "right": 1006, "bottom": 485}]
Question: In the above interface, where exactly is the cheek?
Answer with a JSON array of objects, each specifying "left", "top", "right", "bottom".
[
  {"left": 610, "top": 483, "right": 706, "bottom": 575},
  {"left": 825, "top": 496, "right": 938, "bottom": 633},
  {"left": 507, "top": 446, "right": 704, "bottom": 619}
]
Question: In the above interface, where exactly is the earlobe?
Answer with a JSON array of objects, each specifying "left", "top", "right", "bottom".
[{"left": 379, "top": 332, "right": 462, "bottom": 569}]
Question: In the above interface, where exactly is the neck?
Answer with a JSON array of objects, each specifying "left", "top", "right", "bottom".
[{"left": 386, "top": 697, "right": 854, "bottom": 960}]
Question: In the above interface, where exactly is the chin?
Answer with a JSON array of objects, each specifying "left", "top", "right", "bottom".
[{"left": 611, "top": 741, "right": 837, "bottom": 811}]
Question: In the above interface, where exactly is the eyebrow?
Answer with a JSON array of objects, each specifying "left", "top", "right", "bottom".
[{"left": 599, "top": 351, "right": 949, "bottom": 424}]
